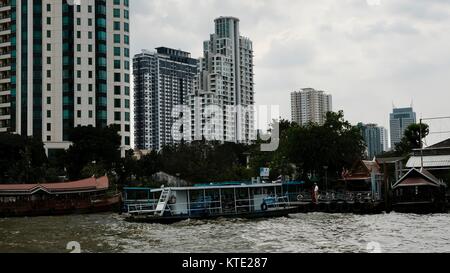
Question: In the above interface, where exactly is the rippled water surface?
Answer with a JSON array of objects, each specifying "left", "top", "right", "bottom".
[{"left": 1, "top": 213, "right": 450, "bottom": 253}]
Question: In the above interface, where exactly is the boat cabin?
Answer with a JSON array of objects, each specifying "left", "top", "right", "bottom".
[{"left": 123, "top": 182, "right": 291, "bottom": 222}]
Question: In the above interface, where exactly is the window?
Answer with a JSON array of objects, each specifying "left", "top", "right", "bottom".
[
  {"left": 114, "top": 47, "right": 121, "bottom": 56},
  {"left": 114, "top": 99, "right": 121, "bottom": 108},
  {"left": 114, "top": 60, "right": 121, "bottom": 69},
  {"left": 113, "top": 9, "right": 120, "bottom": 18},
  {"left": 114, "top": 112, "right": 121, "bottom": 121},
  {"left": 114, "top": 22, "right": 121, "bottom": 31},
  {"left": 114, "top": 34, "right": 121, "bottom": 43}
]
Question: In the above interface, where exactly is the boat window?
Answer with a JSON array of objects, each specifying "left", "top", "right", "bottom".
[
  {"left": 221, "top": 189, "right": 236, "bottom": 213},
  {"left": 189, "top": 190, "right": 205, "bottom": 214}
]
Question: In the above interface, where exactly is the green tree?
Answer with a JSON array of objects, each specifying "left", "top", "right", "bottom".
[
  {"left": 64, "top": 125, "right": 121, "bottom": 180},
  {"left": 394, "top": 123, "right": 429, "bottom": 156},
  {"left": 250, "top": 111, "right": 365, "bottom": 183},
  {"left": 0, "top": 133, "right": 48, "bottom": 183}
]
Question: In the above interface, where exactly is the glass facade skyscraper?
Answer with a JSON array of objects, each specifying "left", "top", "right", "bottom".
[
  {"left": 390, "top": 107, "right": 417, "bottom": 148},
  {"left": 0, "top": 0, "right": 131, "bottom": 155}
]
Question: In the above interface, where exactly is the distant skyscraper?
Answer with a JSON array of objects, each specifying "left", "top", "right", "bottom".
[
  {"left": 134, "top": 48, "right": 198, "bottom": 151},
  {"left": 380, "top": 127, "right": 390, "bottom": 152},
  {"left": 291, "top": 88, "right": 332, "bottom": 126},
  {"left": 190, "top": 16, "right": 255, "bottom": 143},
  {"left": 359, "top": 123, "right": 384, "bottom": 159},
  {"left": 0, "top": 0, "right": 131, "bottom": 155},
  {"left": 390, "top": 107, "right": 417, "bottom": 148}
]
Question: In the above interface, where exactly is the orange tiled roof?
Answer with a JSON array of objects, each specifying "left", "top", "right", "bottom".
[{"left": 0, "top": 176, "right": 109, "bottom": 194}]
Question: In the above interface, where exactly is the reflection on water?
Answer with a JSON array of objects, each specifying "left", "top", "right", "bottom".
[{"left": 1, "top": 213, "right": 450, "bottom": 253}]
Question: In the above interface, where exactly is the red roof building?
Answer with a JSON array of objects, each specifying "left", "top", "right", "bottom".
[{"left": 0, "top": 176, "right": 109, "bottom": 196}]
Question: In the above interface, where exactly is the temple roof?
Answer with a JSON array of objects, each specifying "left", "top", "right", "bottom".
[{"left": 393, "top": 168, "right": 446, "bottom": 189}]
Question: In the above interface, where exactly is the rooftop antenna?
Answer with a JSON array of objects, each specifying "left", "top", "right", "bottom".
[
  {"left": 392, "top": 101, "right": 396, "bottom": 109},
  {"left": 410, "top": 99, "right": 414, "bottom": 109}
]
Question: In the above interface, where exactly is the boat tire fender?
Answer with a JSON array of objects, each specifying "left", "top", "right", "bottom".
[{"left": 261, "top": 203, "right": 268, "bottom": 211}]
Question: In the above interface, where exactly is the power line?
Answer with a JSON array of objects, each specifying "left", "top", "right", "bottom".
[
  {"left": 428, "top": 131, "right": 450, "bottom": 135},
  {"left": 421, "top": 116, "right": 450, "bottom": 121}
]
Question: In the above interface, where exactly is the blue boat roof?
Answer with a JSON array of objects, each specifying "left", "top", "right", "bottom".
[
  {"left": 193, "top": 181, "right": 247, "bottom": 187},
  {"left": 284, "top": 181, "right": 305, "bottom": 185},
  {"left": 124, "top": 187, "right": 153, "bottom": 191}
]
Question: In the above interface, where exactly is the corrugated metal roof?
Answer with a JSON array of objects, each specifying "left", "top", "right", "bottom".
[{"left": 406, "top": 155, "right": 450, "bottom": 168}]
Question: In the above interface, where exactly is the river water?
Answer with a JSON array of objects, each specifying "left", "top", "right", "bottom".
[{"left": 1, "top": 212, "right": 449, "bottom": 253}]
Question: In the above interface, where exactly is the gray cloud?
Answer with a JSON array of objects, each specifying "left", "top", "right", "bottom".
[{"left": 130, "top": 0, "right": 450, "bottom": 143}]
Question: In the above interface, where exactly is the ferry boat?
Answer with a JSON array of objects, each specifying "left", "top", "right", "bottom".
[
  {"left": 122, "top": 182, "right": 297, "bottom": 224},
  {"left": 0, "top": 176, "right": 121, "bottom": 217}
]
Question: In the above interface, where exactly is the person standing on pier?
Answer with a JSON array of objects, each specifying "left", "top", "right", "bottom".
[{"left": 313, "top": 183, "right": 319, "bottom": 204}]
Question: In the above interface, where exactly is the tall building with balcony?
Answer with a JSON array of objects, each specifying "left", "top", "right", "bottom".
[
  {"left": 291, "top": 88, "right": 332, "bottom": 126},
  {"left": 390, "top": 107, "right": 417, "bottom": 149},
  {"left": 0, "top": 0, "right": 131, "bottom": 156},
  {"left": 191, "top": 16, "right": 255, "bottom": 143},
  {"left": 133, "top": 47, "right": 198, "bottom": 151},
  {"left": 0, "top": 0, "right": 12, "bottom": 132}
]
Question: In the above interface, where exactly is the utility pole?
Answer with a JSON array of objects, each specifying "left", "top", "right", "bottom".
[{"left": 420, "top": 118, "right": 424, "bottom": 170}]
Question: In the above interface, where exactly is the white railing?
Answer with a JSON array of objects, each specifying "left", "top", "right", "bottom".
[{"left": 124, "top": 195, "right": 291, "bottom": 216}]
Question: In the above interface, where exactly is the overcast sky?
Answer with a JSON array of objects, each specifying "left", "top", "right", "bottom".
[{"left": 130, "top": 0, "right": 450, "bottom": 144}]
